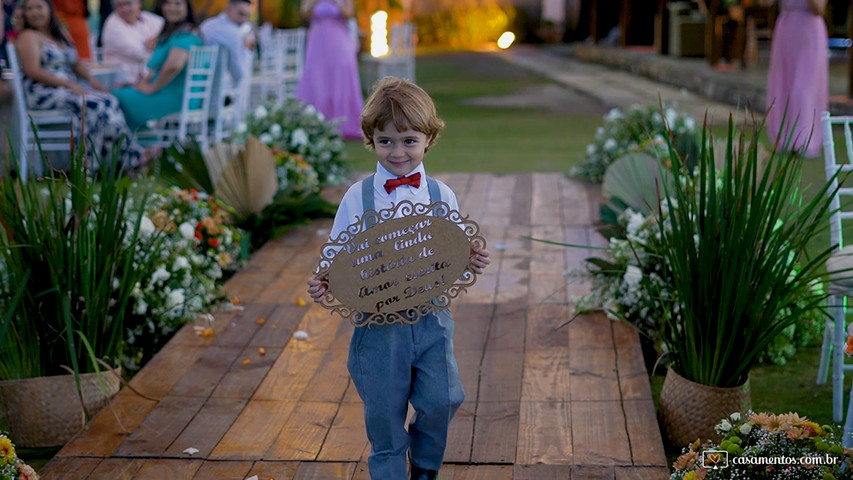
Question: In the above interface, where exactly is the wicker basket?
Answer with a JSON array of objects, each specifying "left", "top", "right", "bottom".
[
  {"left": 0, "top": 368, "right": 121, "bottom": 448},
  {"left": 658, "top": 368, "right": 751, "bottom": 448}
]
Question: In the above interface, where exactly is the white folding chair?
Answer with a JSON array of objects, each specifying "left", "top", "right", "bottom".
[
  {"left": 4, "top": 43, "right": 73, "bottom": 179},
  {"left": 251, "top": 25, "right": 285, "bottom": 109},
  {"left": 818, "top": 112, "right": 853, "bottom": 438},
  {"left": 138, "top": 45, "right": 219, "bottom": 152},
  {"left": 378, "top": 22, "right": 416, "bottom": 82},
  {"left": 281, "top": 27, "right": 306, "bottom": 98}
]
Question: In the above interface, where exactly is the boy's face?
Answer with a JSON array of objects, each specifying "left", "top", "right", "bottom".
[{"left": 373, "top": 123, "right": 429, "bottom": 178}]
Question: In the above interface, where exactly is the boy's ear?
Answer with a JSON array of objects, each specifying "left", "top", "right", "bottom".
[{"left": 424, "top": 134, "right": 437, "bottom": 152}]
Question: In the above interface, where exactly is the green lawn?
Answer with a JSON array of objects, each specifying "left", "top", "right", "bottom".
[{"left": 345, "top": 51, "right": 604, "bottom": 173}]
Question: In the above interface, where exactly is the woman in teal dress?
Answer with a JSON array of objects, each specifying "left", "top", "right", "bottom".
[{"left": 112, "top": 0, "right": 201, "bottom": 130}]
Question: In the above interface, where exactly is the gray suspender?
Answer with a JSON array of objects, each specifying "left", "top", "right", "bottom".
[{"left": 361, "top": 174, "right": 441, "bottom": 229}]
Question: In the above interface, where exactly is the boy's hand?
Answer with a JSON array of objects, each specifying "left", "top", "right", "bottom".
[
  {"left": 469, "top": 246, "right": 491, "bottom": 275},
  {"left": 307, "top": 276, "right": 328, "bottom": 303}
]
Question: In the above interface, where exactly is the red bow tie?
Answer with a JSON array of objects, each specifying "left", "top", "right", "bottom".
[{"left": 384, "top": 172, "right": 421, "bottom": 194}]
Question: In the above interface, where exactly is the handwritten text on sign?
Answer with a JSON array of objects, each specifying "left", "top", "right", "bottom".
[
  {"left": 314, "top": 201, "right": 484, "bottom": 326},
  {"left": 328, "top": 213, "right": 471, "bottom": 315}
]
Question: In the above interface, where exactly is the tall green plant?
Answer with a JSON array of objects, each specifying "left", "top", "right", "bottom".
[
  {"left": 657, "top": 118, "right": 839, "bottom": 388},
  {"left": 0, "top": 143, "right": 163, "bottom": 379}
]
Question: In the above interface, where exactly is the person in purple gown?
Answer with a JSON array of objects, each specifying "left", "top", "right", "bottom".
[
  {"left": 296, "top": 0, "right": 363, "bottom": 139},
  {"left": 763, "top": 0, "right": 827, "bottom": 158}
]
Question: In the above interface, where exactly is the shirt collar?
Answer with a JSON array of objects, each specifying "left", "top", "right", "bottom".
[{"left": 375, "top": 163, "right": 426, "bottom": 197}]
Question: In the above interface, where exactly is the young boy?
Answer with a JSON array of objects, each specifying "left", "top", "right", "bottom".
[{"left": 307, "top": 76, "right": 490, "bottom": 480}]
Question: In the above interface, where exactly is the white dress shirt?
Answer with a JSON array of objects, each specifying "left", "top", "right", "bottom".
[
  {"left": 101, "top": 11, "right": 164, "bottom": 82},
  {"left": 329, "top": 163, "right": 460, "bottom": 243},
  {"left": 199, "top": 13, "right": 252, "bottom": 83}
]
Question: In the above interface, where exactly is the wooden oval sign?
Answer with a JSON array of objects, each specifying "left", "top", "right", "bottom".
[{"left": 315, "top": 201, "right": 485, "bottom": 326}]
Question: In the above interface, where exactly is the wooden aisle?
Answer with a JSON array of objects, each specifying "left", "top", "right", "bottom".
[{"left": 39, "top": 173, "right": 669, "bottom": 479}]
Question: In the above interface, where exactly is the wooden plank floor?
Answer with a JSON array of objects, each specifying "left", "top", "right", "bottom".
[{"left": 41, "top": 173, "right": 669, "bottom": 480}]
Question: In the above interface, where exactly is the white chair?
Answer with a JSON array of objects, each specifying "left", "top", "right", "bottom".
[
  {"left": 251, "top": 25, "right": 284, "bottom": 108},
  {"left": 378, "top": 22, "right": 415, "bottom": 82},
  {"left": 137, "top": 45, "right": 219, "bottom": 152},
  {"left": 362, "top": 21, "right": 416, "bottom": 88},
  {"left": 281, "top": 27, "right": 306, "bottom": 99},
  {"left": 818, "top": 112, "right": 853, "bottom": 438},
  {"left": 251, "top": 27, "right": 305, "bottom": 109},
  {"left": 4, "top": 43, "right": 73, "bottom": 179}
]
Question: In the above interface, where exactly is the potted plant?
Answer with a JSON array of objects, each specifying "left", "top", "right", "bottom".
[
  {"left": 0, "top": 146, "right": 164, "bottom": 447},
  {"left": 655, "top": 119, "right": 839, "bottom": 447}
]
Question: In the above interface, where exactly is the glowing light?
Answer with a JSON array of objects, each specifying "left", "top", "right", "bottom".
[
  {"left": 497, "top": 31, "right": 515, "bottom": 49},
  {"left": 370, "top": 10, "right": 390, "bottom": 57}
]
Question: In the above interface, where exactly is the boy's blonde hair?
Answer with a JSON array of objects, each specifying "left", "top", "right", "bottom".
[{"left": 361, "top": 77, "right": 445, "bottom": 152}]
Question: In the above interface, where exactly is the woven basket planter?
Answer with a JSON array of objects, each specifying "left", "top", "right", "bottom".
[
  {"left": 0, "top": 368, "right": 121, "bottom": 448},
  {"left": 658, "top": 368, "right": 751, "bottom": 448}
]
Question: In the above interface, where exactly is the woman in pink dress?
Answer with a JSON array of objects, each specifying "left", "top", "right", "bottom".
[
  {"left": 297, "top": 0, "right": 363, "bottom": 139},
  {"left": 764, "top": 0, "right": 827, "bottom": 158}
]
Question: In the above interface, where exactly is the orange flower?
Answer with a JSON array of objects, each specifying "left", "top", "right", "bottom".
[
  {"left": 846, "top": 334, "right": 853, "bottom": 356},
  {"left": 208, "top": 237, "right": 220, "bottom": 248}
]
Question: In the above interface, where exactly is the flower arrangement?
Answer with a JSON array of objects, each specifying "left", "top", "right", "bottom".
[
  {"left": 670, "top": 411, "right": 853, "bottom": 480},
  {"left": 272, "top": 149, "right": 320, "bottom": 197},
  {"left": 0, "top": 432, "right": 38, "bottom": 480},
  {"left": 235, "top": 98, "right": 350, "bottom": 189},
  {"left": 124, "top": 186, "right": 245, "bottom": 371},
  {"left": 570, "top": 104, "right": 699, "bottom": 183},
  {"left": 570, "top": 203, "right": 826, "bottom": 366}
]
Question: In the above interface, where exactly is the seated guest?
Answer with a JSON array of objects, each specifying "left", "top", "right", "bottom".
[
  {"left": 16, "top": 0, "right": 143, "bottom": 168},
  {"left": 199, "top": 0, "right": 253, "bottom": 85},
  {"left": 100, "top": 0, "right": 163, "bottom": 84},
  {"left": 112, "top": 0, "right": 201, "bottom": 131}
]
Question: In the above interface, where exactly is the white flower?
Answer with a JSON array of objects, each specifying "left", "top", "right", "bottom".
[
  {"left": 253, "top": 105, "right": 268, "bottom": 119},
  {"left": 665, "top": 107, "right": 677, "bottom": 127},
  {"left": 586, "top": 144, "right": 597, "bottom": 156},
  {"left": 269, "top": 123, "right": 282, "bottom": 137},
  {"left": 684, "top": 117, "right": 695, "bottom": 131},
  {"left": 134, "top": 299, "right": 149, "bottom": 315},
  {"left": 291, "top": 128, "right": 309, "bottom": 147},
  {"left": 173, "top": 256, "right": 190, "bottom": 271},
  {"left": 623, "top": 265, "right": 643, "bottom": 289},
  {"left": 151, "top": 267, "right": 171, "bottom": 284},
  {"left": 179, "top": 222, "right": 195, "bottom": 240},
  {"left": 166, "top": 288, "right": 185, "bottom": 311},
  {"left": 259, "top": 133, "right": 273, "bottom": 144},
  {"left": 603, "top": 138, "right": 617, "bottom": 152},
  {"left": 605, "top": 108, "right": 623, "bottom": 122},
  {"left": 718, "top": 419, "right": 732, "bottom": 432},
  {"left": 729, "top": 412, "right": 741, "bottom": 422},
  {"left": 626, "top": 211, "right": 645, "bottom": 236},
  {"left": 304, "top": 104, "right": 316, "bottom": 116},
  {"left": 139, "top": 215, "right": 156, "bottom": 237},
  {"left": 739, "top": 423, "right": 752, "bottom": 435},
  {"left": 235, "top": 122, "right": 247, "bottom": 134}
]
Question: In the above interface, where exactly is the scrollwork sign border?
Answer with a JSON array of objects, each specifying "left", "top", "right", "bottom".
[{"left": 314, "top": 200, "right": 485, "bottom": 327}]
